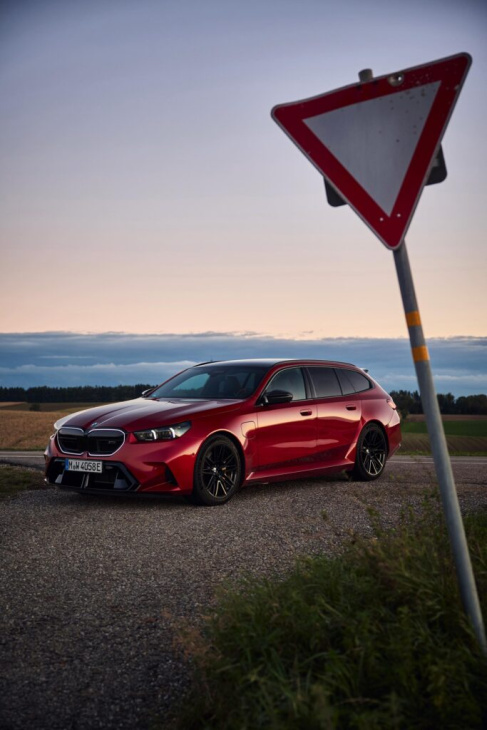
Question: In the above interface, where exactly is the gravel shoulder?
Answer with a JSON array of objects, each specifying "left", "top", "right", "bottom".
[{"left": 1, "top": 458, "right": 486, "bottom": 729}]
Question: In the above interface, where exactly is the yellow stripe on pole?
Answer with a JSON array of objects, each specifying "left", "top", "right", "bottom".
[
  {"left": 406, "top": 310, "right": 421, "bottom": 327},
  {"left": 412, "top": 345, "right": 429, "bottom": 362}
]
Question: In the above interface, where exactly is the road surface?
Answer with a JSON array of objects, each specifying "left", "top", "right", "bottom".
[{"left": 1, "top": 452, "right": 486, "bottom": 729}]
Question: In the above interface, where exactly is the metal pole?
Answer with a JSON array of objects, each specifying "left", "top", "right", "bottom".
[{"left": 394, "top": 241, "right": 487, "bottom": 655}]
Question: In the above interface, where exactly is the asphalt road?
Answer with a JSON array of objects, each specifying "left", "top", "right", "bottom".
[
  {"left": 1, "top": 454, "right": 486, "bottom": 729},
  {"left": 0, "top": 450, "right": 46, "bottom": 470}
]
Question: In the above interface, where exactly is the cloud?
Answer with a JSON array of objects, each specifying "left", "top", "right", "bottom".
[
  {"left": 0, "top": 332, "right": 485, "bottom": 395},
  {"left": 0, "top": 360, "right": 195, "bottom": 387}
]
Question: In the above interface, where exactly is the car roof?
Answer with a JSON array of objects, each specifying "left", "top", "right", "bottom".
[{"left": 195, "top": 358, "right": 359, "bottom": 369}]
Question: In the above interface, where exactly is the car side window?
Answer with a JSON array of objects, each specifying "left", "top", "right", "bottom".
[
  {"left": 308, "top": 367, "right": 341, "bottom": 397},
  {"left": 336, "top": 368, "right": 372, "bottom": 394},
  {"left": 266, "top": 367, "right": 306, "bottom": 401},
  {"left": 346, "top": 370, "right": 372, "bottom": 393},
  {"left": 335, "top": 368, "right": 355, "bottom": 395}
]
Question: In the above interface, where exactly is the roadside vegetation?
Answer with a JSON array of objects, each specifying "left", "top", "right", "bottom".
[
  {"left": 174, "top": 506, "right": 487, "bottom": 729},
  {"left": 0, "top": 464, "right": 46, "bottom": 499}
]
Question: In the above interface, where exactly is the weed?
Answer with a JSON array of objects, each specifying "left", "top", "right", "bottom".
[
  {"left": 174, "top": 507, "right": 487, "bottom": 729},
  {"left": 0, "top": 465, "right": 46, "bottom": 499}
]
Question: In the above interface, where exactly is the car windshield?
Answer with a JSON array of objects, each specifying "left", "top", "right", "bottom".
[{"left": 148, "top": 364, "right": 271, "bottom": 400}]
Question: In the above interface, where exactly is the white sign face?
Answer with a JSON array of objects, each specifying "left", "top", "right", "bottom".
[
  {"left": 303, "top": 82, "right": 440, "bottom": 216},
  {"left": 272, "top": 53, "right": 471, "bottom": 249}
]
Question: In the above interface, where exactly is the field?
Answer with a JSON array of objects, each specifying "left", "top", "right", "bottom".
[
  {"left": 0, "top": 404, "right": 105, "bottom": 450},
  {"left": 403, "top": 417, "right": 487, "bottom": 437},
  {"left": 0, "top": 401, "right": 105, "bottom": 412},
  {"left": 0, "top": 404, "right": 486, "bottom": 454},
  {"left": 401, "top": 415, "right": 487, "bottom": 454}
]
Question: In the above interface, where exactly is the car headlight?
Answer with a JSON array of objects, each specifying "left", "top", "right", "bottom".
[{"left": 133, "top": 421, "right": 191, "bottom": 442}]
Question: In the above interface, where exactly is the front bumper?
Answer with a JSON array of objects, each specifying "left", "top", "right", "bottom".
[
  {"left": 44, "top": 432, "right": 197, "bottom": 496},
  {"left": 46, "top": 458, "right": 140, "bottom": 493}
]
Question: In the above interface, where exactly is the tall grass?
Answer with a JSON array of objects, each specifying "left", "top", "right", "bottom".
[{"left": 176, "top": 505, "right": 487, "bottom": 729}]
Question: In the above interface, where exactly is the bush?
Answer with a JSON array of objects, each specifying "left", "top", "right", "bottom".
[{"left": 176, "top": 507, "right": 487, "bottom": 729}]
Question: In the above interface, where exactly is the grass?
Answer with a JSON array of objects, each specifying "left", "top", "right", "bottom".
[
  {"left": 402, "top": 420, "right": 487, "bottom": 437},
  {"left": 400, "top": 418, "right": 487, "bottom": 455},
  {"left": 173, "top": 506, "right": 487, "bottom": 729},
  {"left": 0, "top": 464, "right": 47, "bottom": 499}
]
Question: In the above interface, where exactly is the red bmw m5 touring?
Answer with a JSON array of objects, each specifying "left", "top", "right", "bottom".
[{"left": 45, "top": 359, "right": 401, "bottom": 505}]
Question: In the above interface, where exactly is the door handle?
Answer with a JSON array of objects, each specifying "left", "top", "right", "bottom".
[
  {"left": 300, "top": 410, "right": 312, "bottom": 416},
  {"left": 346, "top": 405, "right": 357, "bottom": 411}
]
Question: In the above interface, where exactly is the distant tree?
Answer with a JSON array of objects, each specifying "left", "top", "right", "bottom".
[
  {"left": 0, "top": 387, "right": 26, "bottom": 402},
  {"left": 437, "top": 392, "right": 456, "bottom": 415},
  {"left": 2, "top": 383, "right": 485, "bottom": 414},
  {"left": 22, "top": 384, "right": 155, "bottom": 403},
  {"left": 390, "top": 389, "right": 423, "bottom": 418},
  {"left": 390, "top": 390, "right": 413, "bottom": 418},
  {"left": 456, "top": 394, "right": 487, "bottom": 415}
]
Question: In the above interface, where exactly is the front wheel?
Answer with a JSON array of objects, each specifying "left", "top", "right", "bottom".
[
  {"left": 352, "top": 424, "right": 387, "bottom": 481},
  {"left": 192, "top": 436, "right": 242, "bottom": 505}
]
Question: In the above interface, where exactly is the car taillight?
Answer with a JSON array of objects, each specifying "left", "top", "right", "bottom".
[{"left": 387, "top": 398, "right": 397, "bottom": 410}]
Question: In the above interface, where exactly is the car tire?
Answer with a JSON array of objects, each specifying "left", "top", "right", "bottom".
[
  {"left": 192, "top": 435, "right": 243, "bottom": 506},
  {"left": 352, "top": 423, "right": 388, "bottom": 481}
]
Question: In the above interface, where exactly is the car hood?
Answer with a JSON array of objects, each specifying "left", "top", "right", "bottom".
[{"left": 55, "top": 397, "right": 242, "bottom": 432}]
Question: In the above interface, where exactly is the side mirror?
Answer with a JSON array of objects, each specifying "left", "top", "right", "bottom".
[
  {"left": 141, "top": 389, "right": 153, "bottom": 397},
  {"left": 262, "top": 389, "right": 294, "bottom": 405}
]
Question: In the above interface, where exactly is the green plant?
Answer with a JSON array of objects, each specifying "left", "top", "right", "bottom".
[{"left": 174, "top": 506, "right": 487, "bottom": 729}]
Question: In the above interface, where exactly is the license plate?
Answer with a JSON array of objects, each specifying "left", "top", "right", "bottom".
[{"left": 65, "top": 459, "right": 103, "bottom": 474}]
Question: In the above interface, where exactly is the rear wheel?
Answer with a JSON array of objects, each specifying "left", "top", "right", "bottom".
[
  {"left": 352, "top": 423, "right": 387, "bottom": 481},
  {"left": 192, "top": 436, "right": 242, "bottom": 505}
]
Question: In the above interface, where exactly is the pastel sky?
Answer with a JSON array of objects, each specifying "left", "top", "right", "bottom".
[{"left": 1, "top": 0, "right": 486, "bottom": 341}]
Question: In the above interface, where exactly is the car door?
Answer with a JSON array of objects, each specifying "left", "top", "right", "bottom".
[
  {"left": 306, "top": 366, "right": 362, "bottom": 463},
  {"left": 255, "top": 366, "right": 316, "bottom": 473}
]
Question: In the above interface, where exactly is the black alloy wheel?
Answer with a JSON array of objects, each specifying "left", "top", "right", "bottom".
[
  {"left": 192, "top": 436, "right": 242, "bottom": 505},
  {"left": 353, "top": 423, "right": 388, "bottom": 481}
]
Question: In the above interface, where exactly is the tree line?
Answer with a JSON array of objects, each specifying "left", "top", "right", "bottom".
[
  {"left": 389, "top": 390, "right": 487, "bottom": 416},
  {"left": 0, "top": 385, "right": 485, "bottom": 415},
  {"left": 0, "top": 385, "right": 153, "bottom": 404}
]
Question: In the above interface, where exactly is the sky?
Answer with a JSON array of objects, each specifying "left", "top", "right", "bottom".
[
  {"left": 0, "top": 0, "right": 486, "bottom": 393},
  {"left": 1, "top": 332, "right": 486, "bottom": 397}
]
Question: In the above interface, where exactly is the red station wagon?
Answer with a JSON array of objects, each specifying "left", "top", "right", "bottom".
[{"left": 45, "top": 359, "right": 401, "bottom": 505}]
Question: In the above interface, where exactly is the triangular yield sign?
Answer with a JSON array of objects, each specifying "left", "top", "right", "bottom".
[{"left": 271, "top": 53, "right": 471, "bottom": 249}]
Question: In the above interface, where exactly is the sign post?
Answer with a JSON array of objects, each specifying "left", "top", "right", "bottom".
[
  {"left": 272, "top": 53, "right": 486, "bottom": 654},
  {"left": 393, "top": 241, "right": 486, "bottom": 654}
]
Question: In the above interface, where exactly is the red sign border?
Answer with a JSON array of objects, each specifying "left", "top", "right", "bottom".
[{"left": 272, "top": 53, "right": 472, "bottom": 249}]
